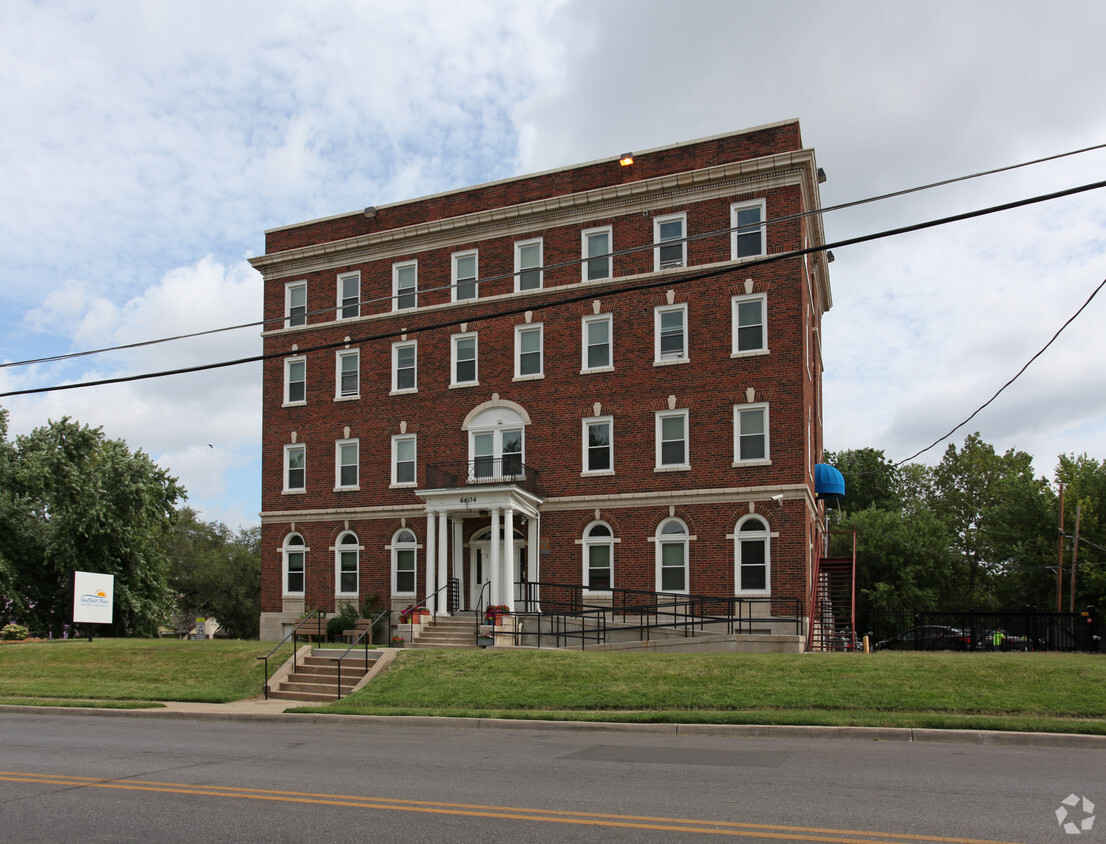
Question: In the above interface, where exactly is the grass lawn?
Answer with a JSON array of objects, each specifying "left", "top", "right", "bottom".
[{"left": 0, "top": 638, "right": 282, "bottom": 704}]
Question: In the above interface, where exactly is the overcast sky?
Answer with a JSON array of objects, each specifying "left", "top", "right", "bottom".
[{"left": 2, "top": 0, "right": 1104, "bottom": 529}]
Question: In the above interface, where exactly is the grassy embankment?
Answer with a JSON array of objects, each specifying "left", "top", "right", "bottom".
[{"left": 1, "top": 640, "right": 1103, "bottom": 734}]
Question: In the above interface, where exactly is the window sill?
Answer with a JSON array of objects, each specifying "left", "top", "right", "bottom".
[
  {"left": 282, "top": 489, "right": 306, "bottom": 495},
  {"left": 390, "top": 388, "right": 418, "bottom": 396},
  {"left": 513, "top": 373, "right": 544, "bottom": 382},
  {"left": 580, "top": 365, "right": 614, "bottom": 375},
  {"left": 582, "top": 469, "right": 615, "bottom": 477},
  {"left": 730, "top": 349, "right": 770, "bottom": 359},
  {"left": 282, "top": 400, "right": 307, "bottom": 408},
  {"left": 334, "top": 486, "right": 360, "bottom": 493},
  {"left": 334, "top": 394, "right": 360, "bottom": 402},
  {"left": 736, "top": 591, "right": 771, "bottom": 597},
  {"left": 653, "top": 357, "right": 690, "bottom": 367},
  {"left": 654, "top": 465, "right": 690, "bottom": 473},
  {"left": 390, "top": 482, "right": 418, "bottom": 489},
  {"left": 732, "top": 459, "right": 772, "bottom": 468},
  {"left": 449, "top": 382, "right": 479, "bottom": 389}
]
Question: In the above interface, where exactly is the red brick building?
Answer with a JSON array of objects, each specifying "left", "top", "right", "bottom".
[{"left": 251, "top": 119, "right": 832, "bottom": 643}]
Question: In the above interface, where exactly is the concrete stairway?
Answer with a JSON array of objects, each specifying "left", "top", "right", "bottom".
[
  {"left": 410, "top": 616, "right": 479, "bottom": 648},
  {"left": 268, "top": 650, "right": 379, "bottom": 702}
]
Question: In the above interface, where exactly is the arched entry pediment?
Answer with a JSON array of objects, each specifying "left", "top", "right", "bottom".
[{"left": 461, "top": 397, "right": 531, "bottom": 431}]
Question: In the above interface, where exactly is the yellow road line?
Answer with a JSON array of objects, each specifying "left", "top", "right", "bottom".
[{"left": 0, "top": 770, "right": 1027, "bottom": 844}]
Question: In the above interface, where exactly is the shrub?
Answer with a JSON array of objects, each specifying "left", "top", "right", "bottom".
[
  {"left": 1, "top": 623, "right": 29, "bottom": 641},
  {"left": 327, "top": 601, "right": 361, "bottom": 639}
]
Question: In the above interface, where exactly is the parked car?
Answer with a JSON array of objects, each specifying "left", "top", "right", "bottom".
[{"left": 874, "top": 625, "right": 973, "bottom": 651}]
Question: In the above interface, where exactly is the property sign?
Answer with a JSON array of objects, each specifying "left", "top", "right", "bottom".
[{"left": 72, "top": 571, "right": 114, "bottom": 625}]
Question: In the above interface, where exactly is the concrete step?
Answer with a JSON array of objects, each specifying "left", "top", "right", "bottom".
[
  {"left": 268, "top": 689, "right": 339, "bottom": 703},
  {"left": 408, "top": 642, "right": 479, "bottom": 649}
]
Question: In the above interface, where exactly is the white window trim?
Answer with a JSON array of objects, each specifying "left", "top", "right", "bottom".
[
  {"left": 731, "top": 292, "right": 769, "bottom": 357},
  {"left": 731, "top": 200, "right": 766, "bottom": 261},
  {"left": 388, "top": 529, "right": 422, "bottom": 596},
  {"left": 513, "top": 323, "right": 544, "bottom": 381},
  {"left": 282, "top": 534, "right": 307, "bottom": 596},
  {"left": 335, "top": 349, "right": 360, "bottom": 401},
  {"left": 285, "top": 281, "right": 307, "bottom": 329},
  {"left": 283, "top": 444, "right": 305, "bottom": 494},
  {"left": 337, "top": 271, "right": 360, "bottom": 320},
  {"left": 653, "top": 213, "right": 687, "bottom": 271},
  {"left": 393, "top": 260, "right": 418, "bottom": 311},
  {"left": 582, "top": 416, "right": 614, "bottom": 476},
  {"left": 391, "top": 340, "right": 418, "bottom": 395},
  {"left": 335, "top": 438, "right": 359, "bottom": 491},
  {"left": 283, "top": 356, "right": 306, "bottom": 406},
  {"left": 391, "top": 434, "right": 417, "bottom": 488},
  {"left": 451, "top": 250, "right": 479, "bottom": 302},
  {"left": 582, "top": 226, "right": 613, "bottom": 282},
  {"left": 651, "top": 518, "right": 693, "bottom": 595},
  {"left": 451, "top": 332, "right": 478, "bottom": 387},
  {"left": 734, "top": 403, "right": 771, "bottom": 466},
  {"left": 514, "top": 238, "right": 543, "bottom": 292},
  {"left": 729, "top": 515, "right": 776, "bottom": 596},
  {"left": 334, "top": 531, "right": 362, "bottom": 597},
  {"left": 654, "top": 303, "right": 689, "bottom": 365},
  {"left": 468, "top": 425, "right": 525, "bottom": 480},
  {"left": 581, "top": 313, "right": 613, "bottom": 374},
  {"left": 577, "top": 521, "right": 620, "bottom": 595},
  {"left": 655, "top": 409, "right": 689, "bottom": 472}
]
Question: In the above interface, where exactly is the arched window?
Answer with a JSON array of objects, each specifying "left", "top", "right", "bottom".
[
  {"left": 465, "top": 405, "right": 528, "bottom": 481},
  {"left": 391, "top": 529, "right": 418, "bottom": 596},
  {"left": 283, "top": 533, "right": 306, "bottom": 596},
  {"left": 335, "top": 531, "right": 360, "bottom": 596},
  {"left": 655, "top": 518, "right": 689, "bottom": 594},
  {"left": 582, "top": 522, "right": 615, "bottom": 593},
  {"left": 734, "top": 516, "right": 771, "bottom": 594}
]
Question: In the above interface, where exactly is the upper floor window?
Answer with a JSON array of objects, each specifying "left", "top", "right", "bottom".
[
  {"left": 655, "top": 518, "right": 689, "bottom": 594},
  {"left": 654, "top": 214, "right": 686, "bottom": 270},
  {"left": 283, "top": 533, "right": 306, "bottom": 595},
  {"left": 582, "top": 227, "right": 612, "bottom": 281},
  {"left": 583, "top": 417, "right": 613, "bottom": 474},
  {"left": 735, "top": 404, "right": 769, "bottom": 463},
  {"left": 393, "top": 261, "right": 417, "bottom": 311},
  {"left": 656, "top": 409, "right": 689, "bottom": 471},
  {"left": 654, "top": 304, "right": 688, "bottom": 363},
  {"left": 514, "top": 324, "right": 543, "bottom": 379},
  {"left": 515, "top": 239, "right": 543, "bottom": 292},
  {"left": 335, "top": 349, "right": 359, "bottom": 400},
  {"left": 392, "top": 341, "right": 417, "bottom": 393},
  {"left": 452, "top": 250, "right": 478, "bottom": 301},
  {"left": 732, "top": 293, "right": 767, "bottom": 354},
  {"left": 285, "top": 281, "right": 307, "bottom": 328},
  {"left": 284, "top": 356, "right": 306, "bottom": 405},
  {"left": 336, "top": 531, "right": 360, "bottom": 595},
  {"left": 452, "top": 333, "right": 478, "bottom": 386},
  {"left": 336, "top": 439, "right": 359, "bottom": 489},
  {"left": 582, "top": 521, "right": 615, "bottom": 593},
  {"left": 392, "top": 434, "right": 417, "bottom": 486},
  {"left": 734, "top": 516, "right": 771, "bottom": 594},
  {"left": 471, "top": 426, "right": 523, "bottom": 480},
  {"left": 581, "top": 314, "right": 612, "bottom": 372},
  {"left": 338, "top": 272, "right": 360, "bottom": 320},
  {"left": 284, "top": 444, "right": 305, "bottom": 492},
  {"left": 732, "top": 200, "right": 766, "bottom": 259},
  {"left": 391, "top": 528, "right": 418, "bottom": 595}
]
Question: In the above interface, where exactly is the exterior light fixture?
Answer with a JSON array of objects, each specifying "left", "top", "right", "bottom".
[
  {"left": 619, "top": 152, "right": 634, "bottom": 167},
  {"left": 363, "top": 206, "right": 378, "bottom": 219}
]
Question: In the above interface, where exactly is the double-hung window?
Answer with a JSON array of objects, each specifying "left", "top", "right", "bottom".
[
  {"left": 581, "top": 314, "right": 612, "bottom": 372},
  {"left": 514, "top": 324, "right": 543, "bottom": 379},
  {"left": 393, "top": 261, "right": 417, "bottom": 310},
  {"left": 392, "top": 434, "right": 416, "bottom": 486},
  {"left": 336, "top": 439, "right": 359, "bottom": 489},
  {"left": 392, "top": 341, "right": 417, "bottom": 393},
  {"left": 582, "top": 227, "right": 612, "bottom": 281},
  {"left": 654, "top": 214, "right": 686, "bottom": 270},
  {"left": 656, "top": 410, "right": 689, "bottom": 470},
  {"left": 451, "top": 333, "right": 478, "bottom": 386},
  {"left": 734, "top": 404, "right": 769, "bottom": 463},
  {"left": 338, "top": 272, "right": 360, "bottom": 320},
  {"left": 514, "top": 239, "right": 543, "bottom": 292},
  {"left": 582, "top": 522, "right": 615, "bottom": 593},
  {"left": 285, "top": 281, "right": 307, "bottom": 328},
  {"left": 335, "top": 350, "right": 359, "bottom": 399},
  {"left": 734, "top": 516, "right": 771, "bottom": 594},
  {"left": 284, "top": 444, "right": 305, "bottom": 492},
  {"left": 336, "top": 532, "right": 360, "bottom": 595},
  {"left": 284, "top": 356, "right": 306, "bottom": 405},
  {"left": 732, "top": 293, "right": 767, "bottom": 354},
  {"left": 731, "top": 200, "right": 766, "bottom": 259},
  {"left": 283, "top": 534, "right": 305, "bottom": 595},
  {"left": 452, "top": 250, "right": 478, "bottom": 301},
  {"left": 392, "top": 529, "right": 418, "bottom": 595},
  {"left": 583, "top": 417, "right": 613, "bottom": 474},
  {"left": 654, "top": 304, "right": 688, "bottom": 362},
  {"left": 655, "top": 519, "right": 689, "bottom": 594}
]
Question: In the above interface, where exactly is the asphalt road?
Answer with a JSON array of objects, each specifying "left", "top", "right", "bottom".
[{"left": 0, "top": 710, "right": 1102, "bottom": 843}]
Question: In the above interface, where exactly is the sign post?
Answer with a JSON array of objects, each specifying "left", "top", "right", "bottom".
[{"left": 72, "top": 571, "right": 115, "bottom": 641}]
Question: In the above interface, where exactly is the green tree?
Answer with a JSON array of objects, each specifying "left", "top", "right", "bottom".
[
  {"left": 1055, "top": 454, "right": 1106, "bottom": 613},
  {"left": 0, "top": 409, "right": 20, "bottom": 623},
  {"left": 5, "top": 417, "right": 184, "bottom": 636},
  {"left": 825, "top": 448, "right": 901, "bottom": 514}
]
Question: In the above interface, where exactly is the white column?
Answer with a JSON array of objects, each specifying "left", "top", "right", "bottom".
[
  {"left": 426, "top": 511, "right": 437, "bottom": 611},
  {"left": 452, "top": 519, "right": 464, "bottom": 612},
  {"left": 490, "top": 508, "right": 501, "bottom": 606},
  {"left": 437, "top": 512, "right": 449, "bottom": 616},
  {"left": 528, "top": 513, "right": 540, "bottom": 612},
  {"left": 504, "top": 508, "right": 515, "bottom": 612}
]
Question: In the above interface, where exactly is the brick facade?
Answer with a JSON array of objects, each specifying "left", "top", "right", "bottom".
[{"left": 251, "top": 119, "right": 832, "bottom": 641}]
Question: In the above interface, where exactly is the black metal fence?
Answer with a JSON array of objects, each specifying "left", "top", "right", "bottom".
[{"left": 865, "top": 609, "right": 1101, "bottom": 652}]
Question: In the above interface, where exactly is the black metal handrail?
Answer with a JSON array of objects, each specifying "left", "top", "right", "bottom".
[
  {"left": 401, "top": 578, "right": 460, "bottom": 625},
  {"left": 424, "top": 459, "right": 540, "bottom": 495},
  {"left": 256, "top": 609, "right": 324, "bottom": 700},
  {"left": 334, "top": 609, "right": 390, "bottom": 700}
]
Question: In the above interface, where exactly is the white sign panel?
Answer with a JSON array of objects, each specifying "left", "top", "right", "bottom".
[{"left": 72, "top": 571, "right": 115, "bottom": 625}]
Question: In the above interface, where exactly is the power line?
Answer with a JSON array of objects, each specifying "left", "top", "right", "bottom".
[
  {"left": 4, "top": 140, "right": 1106, "bottom": 371},
  {"left": 3, "top": 176, "right": 1106, "bottom": 400}
]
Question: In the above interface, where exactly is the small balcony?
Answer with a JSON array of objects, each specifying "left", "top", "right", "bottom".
[{"left": 424, "top": 458, "right": 540, "bottom": 496}]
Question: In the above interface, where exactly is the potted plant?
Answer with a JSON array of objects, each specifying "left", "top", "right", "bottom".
[
  {"left": 484, "top": 605, "right": 510, "bottom": 626},
  {"left": 389, "top": 635, "right": 405, "bottom": 648}
]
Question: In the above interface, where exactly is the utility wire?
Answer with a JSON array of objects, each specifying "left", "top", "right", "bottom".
[
  {"left": 4, "top": 141, "right": 1106, "bottom": 371},
  {"left": 3, "top": 176, "right": 1106, "bottom": 400}
]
